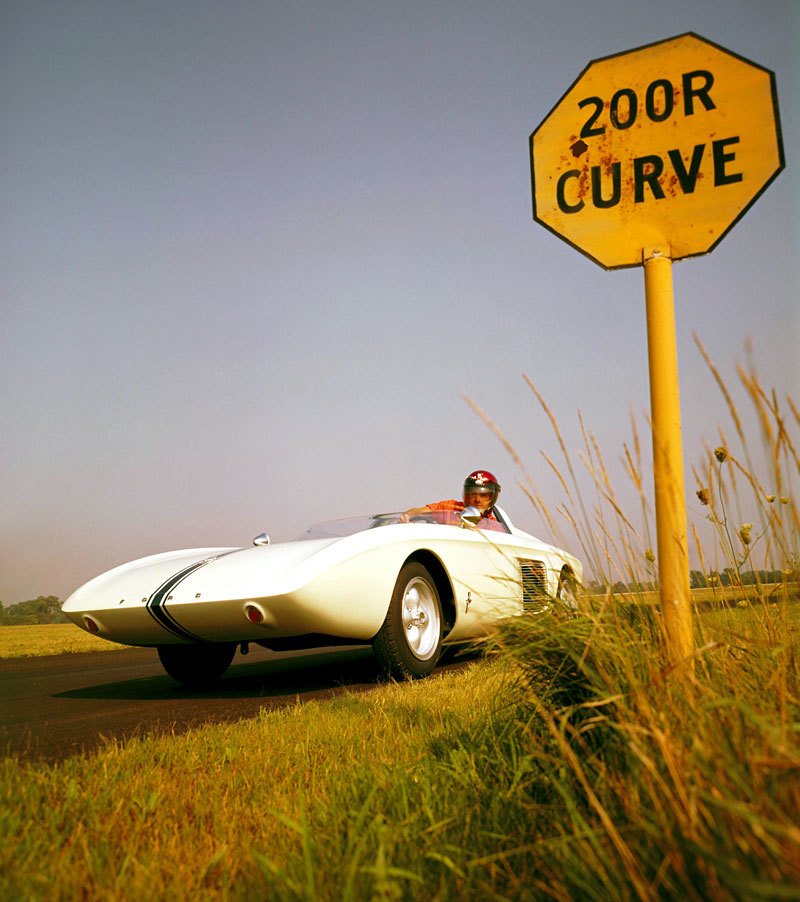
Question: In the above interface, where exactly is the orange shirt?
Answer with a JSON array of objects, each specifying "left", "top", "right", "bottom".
[{"left": 426, "top": 500, "right": 503, "bottom": 531}]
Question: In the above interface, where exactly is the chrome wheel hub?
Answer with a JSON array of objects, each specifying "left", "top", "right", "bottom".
[{"left": 401, "top": 578, "right": 440, "bottom": 661}]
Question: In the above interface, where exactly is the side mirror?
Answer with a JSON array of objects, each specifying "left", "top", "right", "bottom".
[
  {"left": 460, "top": 506, "right": 482, "bottom": 526},
  {"left": 252, "top": 533, "right": 271, "bottom": 546}
]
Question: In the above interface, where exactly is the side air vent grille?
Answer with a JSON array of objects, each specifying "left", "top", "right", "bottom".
[{"left": 518, "top": 558, "right": 547, "bottom": 611}]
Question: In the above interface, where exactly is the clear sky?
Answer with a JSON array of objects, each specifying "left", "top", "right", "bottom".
[{"left": 2, "top": 0, "right": 798, "bottom": 603}]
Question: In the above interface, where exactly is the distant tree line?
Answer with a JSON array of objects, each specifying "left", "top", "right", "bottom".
[
  {"left": 690, "top": 569, "right": 789, "bottom": 589},
  {"left": 0, "top": 596, "right": 67, "bottom": 625}
]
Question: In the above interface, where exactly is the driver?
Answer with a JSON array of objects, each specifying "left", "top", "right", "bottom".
[{"left": 399, "top": 470, "right": 502, "bottom": 524}]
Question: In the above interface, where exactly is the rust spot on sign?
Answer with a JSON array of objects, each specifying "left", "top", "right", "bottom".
[
  {"left": 600, "top": 153, "right": 615, "bottom": 175},
  {"left": 570, "top": 139, "right": 588, "bottom": 157}
]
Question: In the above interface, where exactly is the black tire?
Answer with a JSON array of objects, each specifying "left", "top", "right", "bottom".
[
  {"left": 557, "top": 570, "right": 579, "bottom": 610},
  {"left": 157, "top": 643, "right": 237, "bottom": 687},
  {"left": 373, "top": 562, "right": 443, "bottom": 680}
]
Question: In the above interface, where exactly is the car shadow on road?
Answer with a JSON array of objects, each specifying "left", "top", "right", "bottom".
[{"left": 54, "top": 647, "right": 383, "bottom": 701}]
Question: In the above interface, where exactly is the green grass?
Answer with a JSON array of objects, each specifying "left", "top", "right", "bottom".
[
  {"left": 495, "top": 599, "right": 800, "bottom": 899},
  {"left": 0, "top": 623, "right": 133, "bottom": 658},
  {"left": 2, "top": 601, "right": 799, "bottom": 900},
  {"left": 1, "top": 658, "right": 523, "bottom": 900}
]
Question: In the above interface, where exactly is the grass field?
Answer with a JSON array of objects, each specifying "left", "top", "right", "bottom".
[
  {"left": 2, "top": 599, "right": 798, "bottom": 900},
  {"left": 0, "top": 623, "right": 133, "bottom": 659},
  {"left": 601, "top": 581, "right": 797, "bottom": 608},
  {"left": 1, "top": 657, "right": 519, "bottom": 900}
]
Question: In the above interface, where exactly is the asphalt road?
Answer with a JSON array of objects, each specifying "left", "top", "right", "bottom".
[{"left": 0, "top": 644, "right": 425, "bottom": 764}]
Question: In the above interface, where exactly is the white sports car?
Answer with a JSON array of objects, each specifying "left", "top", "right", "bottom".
[{"left": 62, "top": 507, "right": 582, "bottom": 686}]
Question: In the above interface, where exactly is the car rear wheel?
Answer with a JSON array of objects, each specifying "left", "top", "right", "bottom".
[
  {"left": 157, "top": 643, "right": 237, "bottom": 687},
  {"left": 373, "top": 562, "right": 443, "bottom": 680}
]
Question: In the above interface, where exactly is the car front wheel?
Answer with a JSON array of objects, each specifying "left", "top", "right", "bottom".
[
  {"left": 157, "top": 643, "right": 237, "bottom": 687},
  {"left": 557, "top": 570, "right": 579, "bottom": 610},
  {"left": 373, "top": 562, "right": 443, "bottom": 680}
]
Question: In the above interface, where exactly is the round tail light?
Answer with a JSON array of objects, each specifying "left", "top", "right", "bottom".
[
  {"left": 244, "top": 603, "right": 265, "bottom": 624},
  {"left": 83, "top": 616, "right": 100, "bottom": 634}
]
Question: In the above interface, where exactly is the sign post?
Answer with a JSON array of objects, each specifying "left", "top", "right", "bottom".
[
  {"left": 643, "top": 247, "right": 693, "bottom": 662},
  {"left": 529, "top": 33, "right": 784, "bottom": 668}
]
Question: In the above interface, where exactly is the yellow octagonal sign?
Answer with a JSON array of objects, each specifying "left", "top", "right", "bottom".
[{"left": 530, "top": 33, "right": 784, "bottom": 269}]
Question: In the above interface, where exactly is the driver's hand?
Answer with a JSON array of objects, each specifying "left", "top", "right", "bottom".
[{"left": 398, "top": 512, "right": 411, "bottom": 523}]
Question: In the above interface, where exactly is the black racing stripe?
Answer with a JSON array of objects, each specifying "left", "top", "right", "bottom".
[{"left": 146, "top": 560, "right": 211, "bottom": 642}]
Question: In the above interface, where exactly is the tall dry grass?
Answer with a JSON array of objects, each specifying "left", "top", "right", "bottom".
[
  {"left": 470, "top": 337, "right": 798, "bottom": 600},
  {"left": 466, "top": 342, "right": 800, "bottom": 898}
]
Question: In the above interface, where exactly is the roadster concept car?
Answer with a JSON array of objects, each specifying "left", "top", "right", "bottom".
[{"left": 62, "top": 507, "right": 582, "bottom": 686}]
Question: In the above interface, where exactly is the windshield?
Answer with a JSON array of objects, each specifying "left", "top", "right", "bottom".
[{"left": 295, "top": 510, "right": 509, "bottom": 541}]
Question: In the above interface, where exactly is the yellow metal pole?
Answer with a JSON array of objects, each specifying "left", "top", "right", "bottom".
[{"left": 643, "top": 247, "right": 694, "bottom": 669}]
